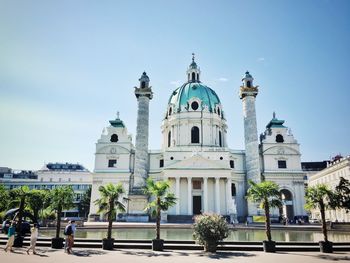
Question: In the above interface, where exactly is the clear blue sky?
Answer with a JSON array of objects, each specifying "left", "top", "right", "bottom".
[{"left": 0, "top": 0, "right": 349, "bottom": 171}]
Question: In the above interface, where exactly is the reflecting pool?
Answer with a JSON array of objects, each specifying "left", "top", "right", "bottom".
[{"left": 39, "top": 228, "right": 350, "bottom": 242}]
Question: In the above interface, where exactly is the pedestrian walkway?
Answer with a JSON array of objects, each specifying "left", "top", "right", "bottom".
[{"left": 0, "top": 247, "right": 349, "bottom": 263}]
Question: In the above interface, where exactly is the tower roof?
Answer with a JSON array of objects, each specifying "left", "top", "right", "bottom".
[
  {"left": 109, "top": 112, "right": 126, "bottom": 128},
  {"left": 266, "top": 112, "right": 286, "bottom": 129}
]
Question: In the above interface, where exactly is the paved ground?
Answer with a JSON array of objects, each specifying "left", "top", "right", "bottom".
[{"left": 0, "top": 247, "right": 349, "bottom": 263}]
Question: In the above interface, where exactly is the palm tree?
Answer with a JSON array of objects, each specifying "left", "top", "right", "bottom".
[
  {"left": 47, "top": 186, "right": 75, "bottom": 248},
  {"left": 9, "top": 186, "right": 31, "bottom": 247},
  {"left": 305, "top": 184, "right": 336, "bottom": 253},
  {"left": 94, "top": 183, "right": 125, "bottom": 250},
  {"left": 27, "top": 189, "right": 49, "bottom": 222},
  {"left": 143, "top": 178, "right": 176, "bottom": 251},
  {"left": 246, "top": 180, "right": 282, "bottom": 252}
]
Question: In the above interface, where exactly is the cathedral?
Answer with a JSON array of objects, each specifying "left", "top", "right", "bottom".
[{"left": 88, "top": 55, "right": 307, "bottom": 223}]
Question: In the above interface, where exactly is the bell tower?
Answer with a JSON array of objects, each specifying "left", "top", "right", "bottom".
[{"left": 186, "top": 53, "right": 201, "bottom": 83}]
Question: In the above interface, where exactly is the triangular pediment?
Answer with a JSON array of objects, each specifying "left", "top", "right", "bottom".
[{"left": 165, "top": 154, "right": 229, "bottom": 170}]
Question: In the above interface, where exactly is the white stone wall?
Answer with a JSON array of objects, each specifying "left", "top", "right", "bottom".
[
  {"left": 134, "top": 96, "right": 151, "bottom": 188},
  {"left": 161, "top": 111, "right": 227, "bottom": 149}
]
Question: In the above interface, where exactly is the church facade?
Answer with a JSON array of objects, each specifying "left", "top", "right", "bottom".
[{"left": 89, "top": 56, "right": 307, "bottom": 223}]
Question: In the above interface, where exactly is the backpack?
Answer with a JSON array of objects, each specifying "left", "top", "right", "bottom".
[{"left": 64, "top": 225, "right": 72, "bottom": 235}]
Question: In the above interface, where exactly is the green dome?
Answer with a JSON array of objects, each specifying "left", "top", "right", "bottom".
[{"left": 168, "top": 82, "right": 221, "bottom": 113}]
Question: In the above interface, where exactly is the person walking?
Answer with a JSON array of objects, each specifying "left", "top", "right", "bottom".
[
  {"left": 4, "top": 221, "right": 16, "bottom": 252},
  {"left": 64, "top": 221, "right": 72, "bottom": 253},
  {"left": 67, "top": 220, "right": 76, "bottom": 254},
  {"left": 26, "top": 223, "right": 39, "bottom": 255}
]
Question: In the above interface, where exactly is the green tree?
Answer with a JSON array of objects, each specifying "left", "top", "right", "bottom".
[
  {"left": 78, "top": 187, "right": 91, "bottom": 219},
  {"left": 144, "top": 178, "right": 176, "bottom": 240},
  {"left": 95, "top": 183, "right": 125, "bottom": 240},
  {"left": 27, "top": 189, "right": 49, "bottom": 222},
  {"left": 246, "top": 180, "right": 282, "bottom": 242},
  {"left": 47, "top": 186, "right": 75, "bottom": 239},
  {"left": 305, "top": 184, "right": 335, "bottom": 242},
  {"left": 335, "top": 177, "right": 350, "bottom": 212},
  {"left": 0, "top": 184, "right": 10, "bottom": 212}
]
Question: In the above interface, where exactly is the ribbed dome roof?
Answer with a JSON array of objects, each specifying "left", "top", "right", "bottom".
[{"left": 168, "top": 82, "right": 221, "bottom": 113}]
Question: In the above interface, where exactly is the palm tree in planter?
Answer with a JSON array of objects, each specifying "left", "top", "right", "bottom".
[
  {"left": 246, "top": 180, "right": 282, "bottom": 253},
  {"left": 94, "top": 183, "right": 125, "bottom": 250},
  {"left": 305, "top": 184, "right": 337, "bottom": 253},
  {"left": 144, "top": 178, "right": 176, "bottom": 251},
  {"left": 9, "top": 186, "right": 31, "bottom": 247},
  {"left": 48, "top": 186, "right": 75, "bottom": 249}
]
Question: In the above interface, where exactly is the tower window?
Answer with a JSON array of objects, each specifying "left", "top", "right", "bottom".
[
  {"left": 247, "top": 80, "right": 251, "bottom": 88},
  {"left": 108, "top": 159, "right": 117, "bottom": 168},
  {"left": 168, "top": 107, "right": 172, "bottom": 116},
  {"left": 230, "top": 160, "right": 234, "bottom": 168},
  {"left": 217, "top": 108, "right": 221, "bottom": 116},
  {"left": 276, "top": 134, "right": 284, "bottom": 143},
  {"left": 191, "top": 126, "right": 200, "bottom": 143},
  {"left": 110, "top": 134, "right": 119, "bottom": 142},
  {"left": 191, "top": 101, "right": 199, "bottom": 111},
  {"left": 141, "top": 81, "right": 146, "bottom": 89},
  {"left": 191, "top": 72, "right": 196, "bottom": 81},
  {"left": 219, "top": 131, "right": 222, "bottom": 147},
  {"left": 168, "top": 131, "right": 171, "bottom": 147},
  {"left": 197, "top": 73, "right": 199, "bottom": 81},
  {"left": 159, "top": 159, "right": 164, "bottom": 168},
  {"left": 231, "top": 183, "right": 236, "bottom": 196},
  {"left": 278, "top": 160, "right": 287, "bottom": 169}
]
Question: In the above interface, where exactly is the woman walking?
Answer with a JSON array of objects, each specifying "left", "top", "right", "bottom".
[
  {"left": 4, "top": 221, "right": 16, "bottom": 252},
  {"left": 26, "top": 223, "right": 39, "bottom": 255}
]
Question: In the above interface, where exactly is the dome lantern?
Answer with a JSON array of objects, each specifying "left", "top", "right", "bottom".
[{"left": 186, "top": 53, "right": 201, "bottom": 83}]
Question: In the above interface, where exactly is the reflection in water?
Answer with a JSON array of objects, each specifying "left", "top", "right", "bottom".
[{"left": 39, "top": 228, "right": 350, "bottom": 242}]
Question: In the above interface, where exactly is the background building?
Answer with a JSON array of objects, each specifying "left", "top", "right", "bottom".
[{"left": 308, "top": 156, "right": 350, "bottom": 222}]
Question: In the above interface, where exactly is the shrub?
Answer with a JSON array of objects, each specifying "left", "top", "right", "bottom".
[{"left": 193, "top": 213, "right": 229, "bottom": 252}]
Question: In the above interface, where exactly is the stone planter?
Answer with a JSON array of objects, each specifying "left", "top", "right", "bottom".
[
  {"left": 319, "top": 241, "right": 333, "bottom": 253},
  {"left": 13, "top": 235, "right": 24, "bottom": 247},
  {"left": 152, "top": 239, "right": 164, "bottom": 251},
  {"left": 51, "top": 237, "right": 64, "bottom": 249},
  {"left": 263, "top": 240, "right": 276, "bottom": 253},
  {"left": 204, "top": 240, "right": 217, "bottom": 253},
  {"left": 102, "top": 238, "right": 115, "bottom": 250}
]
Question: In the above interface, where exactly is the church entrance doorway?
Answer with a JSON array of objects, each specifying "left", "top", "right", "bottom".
[
  {"left": 193, "top": 196, "right": 202, "bottom": 215},
  {"left": 280, "top": 189, "right": 294, "bottom": 221}
]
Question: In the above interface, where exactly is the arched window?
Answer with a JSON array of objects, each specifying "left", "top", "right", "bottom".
[
  {"left": 197, "top": 73, "right": 199, "bottom": 81},
  {"left": 168, "top": 131, "right": 171, "bottom": 147},
  {"left": 217, "top": 108, "right": 221, "bottom": 116},
  {"left": 168, "top": 107, "right": 172, "bottom": 116},
  {"left": 276, "top": 134, "right": 284, "bottom": 143},
  {"left": 110, "top": 134, "right": 118, "bottom": 142},
  {"left": 191, "top": 126, "right": 200, "bottom": 143},
  {"left": 141, "top": 81, "right": 146, "bottom": 89},
  {"left": 219, "top": 131, "right": 222, "bottom": 147},
  {"left": 192, "top": 72, "right": 196, "bottom": 81},
  {"left": 231, "top": 183, "right": 236, "bottom": 196},
  {"left": 247, "top": 81, "right": 251, "bottom": 88}
]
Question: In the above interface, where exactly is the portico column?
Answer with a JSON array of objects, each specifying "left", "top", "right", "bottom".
[
  {"left": 226, "top": 177, "right": 232, "bottom": 214},
  {"left": 203, "top": 177, "right": 208, "bottom": 213},
  {"left": 187, "top": 177, "right": 192, "bottom": 215},
  {"left": 215, "top": 177, "right": 220, "bottom": 214},
  {"left": 175, "top": 177, "right": 180, "bottom": 215}
]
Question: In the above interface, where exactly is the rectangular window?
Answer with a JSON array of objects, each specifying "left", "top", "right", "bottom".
[
  {"left": 230, "top": 160, "right": 235, "bottom": 169},
  {"left": 278, "top": 160, "right": 287, "bottom": 169},
  {"left": 159, "top": 159, "right": 164, "bottom": 168},
  {"left": 231, "top": 183, "right": 236, "bottom": 196},
  {"left": 193, "top": 180, "right": 202, "bottom": 190},
  {"left": 108, "top": 159, "right": 117, "bottom": 168}
]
